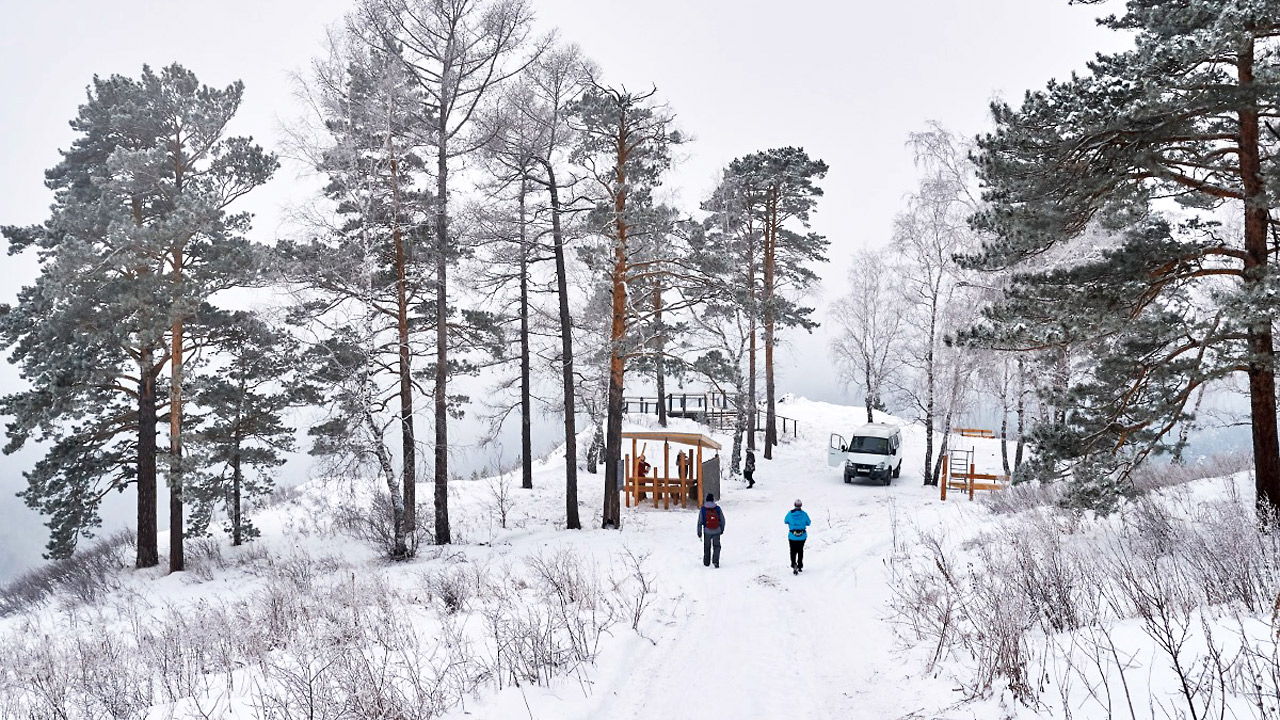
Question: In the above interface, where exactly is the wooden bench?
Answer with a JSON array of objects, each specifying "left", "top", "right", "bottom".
[
  {"left": 954, "top": 427, "right": 997, "bottom": 439},
  {"left": 624, "top": 474, "right": 697, "bottom": 509},
  {"left": 940, "top": 453, "right": 1010, "bottom": 501}
]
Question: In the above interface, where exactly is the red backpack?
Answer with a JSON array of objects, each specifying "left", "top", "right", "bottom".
[{"left": 704, "top": 506, "right": 721, "bottom": 531}]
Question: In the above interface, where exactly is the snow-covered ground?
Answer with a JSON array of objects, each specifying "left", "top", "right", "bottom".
[
  {"left": 4, "top": 397, "right": 1270, "bottom": 719},
  {"left": 449, "top": 398, "right": 981, "bottom": 720}
]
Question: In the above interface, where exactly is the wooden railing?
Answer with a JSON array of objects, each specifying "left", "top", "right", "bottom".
[{"left": 621, "top": 392, "right": 798, "bottom": 438}]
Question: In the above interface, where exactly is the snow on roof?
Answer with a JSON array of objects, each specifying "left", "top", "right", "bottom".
[{"left": 851, "top": 422, "right": 899, "bottom": 439}]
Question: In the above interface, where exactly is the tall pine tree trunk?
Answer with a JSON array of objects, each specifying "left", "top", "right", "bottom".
[
  {"left": 654, "top": 283, "right": 667, "bottom": 427},
  {"left": 1237, "top": 39, "right": 1280, "bottom": 514},
  {"left": 136, "top": 352, "right": 159, "bottom": 569},
  {"left": 603, "top": 128, "right": 629, "bottom": 530},
  {"left": 746, "top": 227, "right": 758, "bottom": 452},
  {"left": 231, "top": 445, "right": 243, "bottom": 547},
  {"left": 434, "top": 136, "right": 451, "bottom": 544},
  {"left": 169, "top": 264, "right": 185, "bottom": 573},
  {"left": 392, "top": 159, "right": 414, "bottom": 557},
  {"left": 168, "top": 159, "right": 189, "bottom": 573},
  {"left": 519, "top": 178, "right": 533, "bottom": 490},
  {"left": 763, "top": 187, "right": 778, "bottom": 459},
  {"left": 546, "top": 164, "right": 580, "bottom": 529},
  {"left": 231, "top": 378, "right": 246, "bottom": 547}
]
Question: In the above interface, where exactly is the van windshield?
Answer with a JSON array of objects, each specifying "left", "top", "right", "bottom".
[{"left": 847, "top": 436, "right": 890, "bottom": 454}]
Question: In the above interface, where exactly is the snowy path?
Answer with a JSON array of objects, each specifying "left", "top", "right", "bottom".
[
  {"left": 582, "top": 446, "right": 943, "bottom": 720},
  {"left": 463, "top": 401, "right": 989, "bottom": 720}
]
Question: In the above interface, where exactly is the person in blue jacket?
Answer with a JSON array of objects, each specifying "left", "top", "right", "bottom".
[
  {"left": 785, "top": 499, "right": 811, "bottom": 575},
  {"left": 697, "top": 493, "right": 726, "bottom": 568}
]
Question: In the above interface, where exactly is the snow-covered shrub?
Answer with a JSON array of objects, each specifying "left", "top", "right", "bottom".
[
  {"left": 0, "top": 531, "right": 128, "bottom": 615},
  {"left": 614, "top": 547, "right": 656, "bottom": 635},
  {"left": 0, "top": 539, "right": 642, "bottom": 720},
  {"left": 425, "top": 564, "right": 474, "bottom": 614},
  {"left": 486, "top": 472, "right": 517, "bottom": 532},
  {"left": 335, "top": 490, "right": 431, "bottom": 558},
  {"left": 185, "top": 536, "right": 226, "bottom": 581},
  {"left": 892, "top": 475, "right": 1280, "bottom": 715},
  {"left": 981, "top": 479, "right": 1064, "bottom": 515}
]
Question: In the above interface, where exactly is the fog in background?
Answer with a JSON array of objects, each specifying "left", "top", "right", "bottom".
[{"left": 0, "top": 1, "right": 1157, "bottom": 578}]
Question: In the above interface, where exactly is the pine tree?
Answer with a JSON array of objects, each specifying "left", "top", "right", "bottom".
[
  {"left": 627, "top": 205, "right": 697, "bottom": 428},
  {"left": 1, "top": 65, "right": 274, "bottom": 566},
  {"left": 725, "top": 148, "right": 828, "bottom": 459},
  {"left": 964, "top": 1, "right": 1280, "bottom": 511},
  {"left": 569, "top": 82, "right": 682, "bottom": 529},
  {"left": 690, "top": 175, "right": 759, "bottom": 474},
  {"left": 185, "top": 312, "right": 316, "bottom": 546}
]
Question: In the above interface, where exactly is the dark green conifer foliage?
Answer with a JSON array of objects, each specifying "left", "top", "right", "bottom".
[
  {"left": 964, "top": 1, "right": 1280, "bottom": 511},
  {"left": 0, "top": 64, "right": 275, "bottom": 563},
  {"left": 185, "top": 312, "right": 317, "bottom": 546},
  {"left": 725, "top": 148, "right": 827, "bottom": 459},
  {"left": 569, "top": 82, "right": 682, "bottom": 529}
]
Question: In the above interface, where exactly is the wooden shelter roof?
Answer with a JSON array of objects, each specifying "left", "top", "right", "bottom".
[{"left": 621, "top": 430, "right": 721, "bottom": 450}]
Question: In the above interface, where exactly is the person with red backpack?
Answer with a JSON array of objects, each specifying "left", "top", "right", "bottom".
[{"left": 697, "top": 493, "right": 726, "bottom": 568}]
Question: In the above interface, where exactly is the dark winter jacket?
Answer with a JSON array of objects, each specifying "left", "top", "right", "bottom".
[
  {"left": 744, "top": 452, "right": 756, "bottom": 473},
  {"left": 697, "top": 501, "right": 725, "bottom": 537}
]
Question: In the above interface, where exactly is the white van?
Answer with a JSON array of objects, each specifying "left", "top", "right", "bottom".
[{"left": 827, "top": 423, "right": 903, "bottom": 485}]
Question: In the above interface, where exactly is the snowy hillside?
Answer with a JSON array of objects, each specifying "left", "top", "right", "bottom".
[{"left": 1, "top": 399, "right": 1275, "bottom": 719}]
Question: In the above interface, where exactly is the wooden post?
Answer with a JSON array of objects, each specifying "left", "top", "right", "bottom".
[
  {"left": 624, "top": 453, "right": 631, "bottom": 508},
  {"left": 941, "top": 453, "right": 949, "bottom": 501},
  {"left": 968, "top": 461, "right": 976, "bottom": 501},
  {"left": 631, "top": 437, "right": 638, "bottom": 507},
  {"left": 662, "top": 441, "right": 670, "bottom": 509},
  {"left": 696, "top": 443, "right": 704, "bottom": 503}
]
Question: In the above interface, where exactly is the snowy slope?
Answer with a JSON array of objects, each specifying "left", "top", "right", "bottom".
[{"left": 0, "top": 399, "right": 1036, "bottom": 719}]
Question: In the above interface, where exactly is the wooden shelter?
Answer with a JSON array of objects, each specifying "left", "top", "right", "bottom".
[{"left": 622, "top": 431, "right": 722, "bottom": 509}]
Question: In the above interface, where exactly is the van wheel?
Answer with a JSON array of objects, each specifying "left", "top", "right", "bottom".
[{"left": 892, "top": 462, "right": 901, "bottom": 479}]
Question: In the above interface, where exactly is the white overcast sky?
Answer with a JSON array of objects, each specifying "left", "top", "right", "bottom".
[{"left": 0, "top": 0, "right": 1129, "bottom": 575}]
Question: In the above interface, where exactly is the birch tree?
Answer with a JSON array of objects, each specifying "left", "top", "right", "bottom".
[{"left": 831, "top": 249, "right": 904, "bottom": 424}]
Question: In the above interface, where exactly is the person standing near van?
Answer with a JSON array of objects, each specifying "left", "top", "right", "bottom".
[
  {"left": 744, "top": 449, "right": 756, "bottom": 488},
  {"left": 697, "top": 493, "right": 726, "bottom": 568},
  {"left": 785, "top": 499, "right": 811, "bottom": 574}
]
